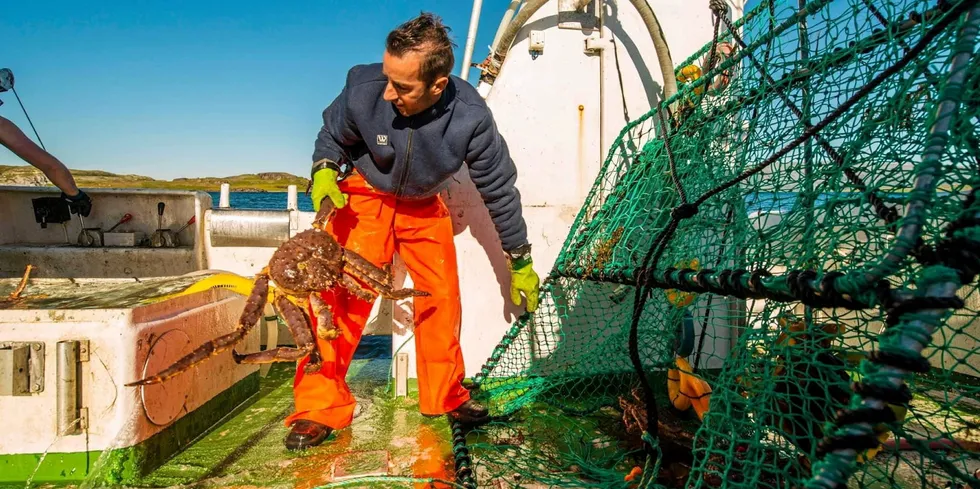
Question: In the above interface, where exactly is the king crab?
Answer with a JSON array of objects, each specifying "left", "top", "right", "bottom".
[{"left": 126, "top": 200, "right": 429, "bottom": 386}]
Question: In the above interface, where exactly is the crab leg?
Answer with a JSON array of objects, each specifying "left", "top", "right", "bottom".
[
  {"left": 125, "top": 274, "right": 271, "bottom": 386},
  {"left": 341, "top": 273, "right": 381, "bottom": 302},
  {"left": 343, "top": 264, "right": 430, "bottom": 301},
  {"left": 312, "top": 198, "right": 337, "bottom": 229},
  {"left": 342, "top": 249, "right": 393, "bottom": 287},
  {"left": 232, "top": 295, "right": 320, "bottom": 372},
  {"left": 311, "top": 293, "right": 341, "bottom": 340},
  {"left": 341, "top": 266, "right": 419, "bottom": 301}
]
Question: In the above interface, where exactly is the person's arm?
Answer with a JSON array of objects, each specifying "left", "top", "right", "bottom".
[
  {"left": 465, "top": 110, "right": 539, "bottom": 312},
  {"left": 309, "top": 71, "right": 365, "bottom": 212},
  {"left": 0, "top": 115, "right": 81, "bottom": 196},
  {"left": 464, "top": 110, "right": 529, "bottom": 254},
  {"left": 0, "top": 115, "right": 92, "bottom": 216},
  {"left": 311, "top": 73, "right": 363, "bottom": 176}
]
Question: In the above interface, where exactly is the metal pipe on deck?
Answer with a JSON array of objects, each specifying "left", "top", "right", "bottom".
[
  {"left": 482, "top": 0, "right": 677, "bottom": 103},
  {"left": 460, "top": 0, "right": 485, "bottom": 82},
  {"left": 208, "top": 209, "right": 291, "bottom": 247},
  {"left": 219, "top": 183, "right": 231, "bottom": 208},
  {"left": 287, "top": 185, "right": 298, "bottom": 211},
  {"left": 598, "top": 0, "right": 605, "bottom": 188},
  {"left": 56, "top": 341, "right": 81, "bottom": 436},
  {"left": 491, "top": 1, "right": 523, "bottom": 53}
]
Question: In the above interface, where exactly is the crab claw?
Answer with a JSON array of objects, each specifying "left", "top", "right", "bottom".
[
  {"left": 313, "top": 198, "right": 337, "bottom": 229},
  {"left": 310, "top": 293, "right": 341, "bottom": 340}
]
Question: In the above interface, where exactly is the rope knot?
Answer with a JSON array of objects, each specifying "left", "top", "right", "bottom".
[
  {"left": 671, "top": 203, "right": 700, "bottom": 220},
  {"left": 709, "top": 0, "right": 729, "bottom": 15}
]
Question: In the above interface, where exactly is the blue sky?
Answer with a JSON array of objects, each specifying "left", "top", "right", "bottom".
[{"left": 1, "top": 0, "right": 504, "bottom": 180}]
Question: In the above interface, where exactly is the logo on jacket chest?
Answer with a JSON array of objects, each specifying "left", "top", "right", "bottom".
[{"left": 376, "top": 134, "right": 389, "bottom": 146}]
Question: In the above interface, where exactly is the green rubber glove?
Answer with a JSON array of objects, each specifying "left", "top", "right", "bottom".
[
  {"left": 509, "top": 257, "right": 540, "bottom": 313},
  {"left": 311, "top": 167, "right": 347, "bottom": 212}
]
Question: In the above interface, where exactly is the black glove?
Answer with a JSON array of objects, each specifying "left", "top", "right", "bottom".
[{"left": 62, "top": 189, "right": 92, "bottom": 217}]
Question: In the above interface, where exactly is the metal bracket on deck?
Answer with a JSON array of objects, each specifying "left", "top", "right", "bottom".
[
  {"left": 0, "top": 341, "right": 45, "bottom": 396},
  {"left": 584, "top": 36, "right": 612, "bottom": 54}
]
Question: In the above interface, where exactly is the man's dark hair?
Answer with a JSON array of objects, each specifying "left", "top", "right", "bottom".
[{"left": 386, "top": 12, "right": 457, "bottom": 85}]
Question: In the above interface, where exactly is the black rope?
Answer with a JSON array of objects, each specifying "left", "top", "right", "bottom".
[
  {"left": 626, "top": 24, "right": 718, "bottom": 445},
  {"left": 704, "top": 13, "right": 723, "bottom": 95},
  {"left": 862, "top": 0, "right": 980, "bottom": 172},
  {"left": 656, "top": 109, "right": 689, "bottom": 204},
  {"left": 912, "top": 188, "right": 980, "bottom": 284},
  {"left": 555, "top": 195, "right": 980, "bottom": 312},
  {"left": 448, "top": 416, "right": 478, "bottom": 489},
  {"left": 470, "top": 326, "right": 523, "bottom": 389},
  {"left": 555, "top": 264, "right": 881, "bottom": 309},
  {"left": 814, "top": 180, "right": 980, "bottom": 470},
  {"left": 851, "top": 381, "right": 914, "bottom": 406},
  {"left": 569, "top": 0, "right": 972, "bottom": 475},
  {"left": 715, "top": 13, "right": 902, "bottom": 228},
  {"left": 694, "top": 205, "right": 736, "bottom": 371},
  {"left": 692, "top": 2, "right": 968, "bottom": 209},
  {"left": 558, "top": 187, "right": 976, "bottom": 311},
  {"left": 611, "top": 36, "right": 633, "bottom": 126},
  {"left": 626, "top": 218, "right": 679, "bottom": 447},
  {"left": 9, "top": 87, "right": 46, "bottom": 150},
  {"left": 692, "top": 0, "right": 955, "bottom": 138},
  {"left": 623, "top": 0, "right": 747, "bottom": 443},
  {"left": 813, "top": 291, "right": 966, "bottom": 462}
]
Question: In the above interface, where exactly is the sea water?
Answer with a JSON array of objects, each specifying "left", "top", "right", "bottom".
[
  {"left": 207, "top": 192, "right": 315, "bottom": 212},
  {"left": 211, "top": 191, "right": 915, "bottom": 215}
]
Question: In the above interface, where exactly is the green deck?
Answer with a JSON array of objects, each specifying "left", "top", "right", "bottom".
[
  {"left": 5, "top": 333, "right": 977, "bottom": 489},
  {"left": 6, "top": 336, "right": 460, "bottom": 489}
]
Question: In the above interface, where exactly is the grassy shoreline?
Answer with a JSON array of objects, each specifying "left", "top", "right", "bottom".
[{"left": 0, "top": 164, "right": 308, "bottom": 193}]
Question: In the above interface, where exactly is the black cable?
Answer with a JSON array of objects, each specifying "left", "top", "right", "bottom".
[{"left": 10, "top": 88, "right": 46, "bottom": 150}]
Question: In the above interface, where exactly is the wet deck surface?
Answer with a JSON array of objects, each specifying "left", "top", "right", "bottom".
[
  {"left": 3, "top": 322, "right": 977, "bottom": 489},
  {"left": 15, "top": 336, "right": 457, "bottom": 489},
  {"left": 5, "top": 347, "right": 979, "bottom": 489}
]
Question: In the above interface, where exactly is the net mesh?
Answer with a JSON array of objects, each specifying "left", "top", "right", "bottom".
[{"left": 457, "top": 0, "right": 980, "bottom": 487}]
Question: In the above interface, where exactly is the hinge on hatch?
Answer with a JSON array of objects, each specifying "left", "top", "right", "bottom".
[
  {"left": 0, "top": 341, "right": 45, "bottom": 396},
  {"left": 57, "top": 340, "right": 89, "bottom": 435},
  {"left": 79, "top": 340, "right": 90, "bottom": 362}
]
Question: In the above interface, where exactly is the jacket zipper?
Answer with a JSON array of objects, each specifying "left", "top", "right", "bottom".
[{"left": 395, "top": 126, "right": 415, "bottom": 199}]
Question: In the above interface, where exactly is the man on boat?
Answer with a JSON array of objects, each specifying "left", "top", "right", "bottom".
[
  {"left": 285, "top": 12, "right": 540, "bottom": 450},
  {"left": 0, "top": 68, "right": 92, "bottom": 217}
]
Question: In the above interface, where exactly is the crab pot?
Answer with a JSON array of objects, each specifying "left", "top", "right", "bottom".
[{"left": 0, "top": 281, "right": 260, "bottom": 484}]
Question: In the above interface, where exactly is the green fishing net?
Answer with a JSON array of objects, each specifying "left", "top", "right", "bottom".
[{"left": 452, "top": 0, "right": 980, "bottom": 487}]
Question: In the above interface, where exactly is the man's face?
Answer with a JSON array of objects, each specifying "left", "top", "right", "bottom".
[{"left": 382, "top": 49, "right": 447, "bottom": 117}]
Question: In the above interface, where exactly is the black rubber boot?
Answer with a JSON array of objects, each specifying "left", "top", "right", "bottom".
[
  {"left": 447, "top": 399, "right": 490, "bottom": 426},
  {"left": 284, "top": 419, "right": 333, "bottom": 451}
]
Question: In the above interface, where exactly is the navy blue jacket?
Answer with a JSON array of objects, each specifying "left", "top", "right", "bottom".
[{"left": 312, "top": 63, "right": 528, "bottom": 252}]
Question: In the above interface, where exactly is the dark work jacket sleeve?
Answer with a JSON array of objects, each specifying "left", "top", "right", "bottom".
[
  {"left": 465, "top": 111, "right": 529, "bottom": 252},
  {"left": 312, "top": 81, "right": 362, "bottom": 170}
]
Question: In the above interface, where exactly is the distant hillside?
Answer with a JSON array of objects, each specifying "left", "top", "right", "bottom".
[{"left": 0, "top": 165, "right": 308, "bottom": 192}]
